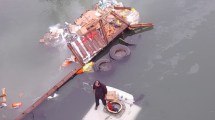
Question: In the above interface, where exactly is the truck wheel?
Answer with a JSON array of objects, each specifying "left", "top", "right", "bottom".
[
  {"left": 93, "top": 59, "right": 112, "bottom": 72},
  {"left": 109, "top": 44, "right": 131, "bottom": 60}
]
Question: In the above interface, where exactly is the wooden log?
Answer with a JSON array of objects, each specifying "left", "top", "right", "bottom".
[
  {"left": 129, "top": 23, "right": 153, "bottom": 29},
  {"left": 67, "top": 43, "right": 84, "bottom": 65},
  {"left": 16, "top": 65, "right": 82, "bottom": 120},
  {"left": 114, "top": 6, "right": 131, "bottom": 10}
]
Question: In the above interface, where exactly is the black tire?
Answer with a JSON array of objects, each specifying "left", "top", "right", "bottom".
[
  {"left": 109, "top": 44, "right": 131, "bottom": 60},
  {"left": 93, "top": 59, "right": 112, "bottom": 72}
]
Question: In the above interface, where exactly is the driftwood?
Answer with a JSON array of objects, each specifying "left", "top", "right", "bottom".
[
  {"left": 114, "top": 6, "right": 131, "bottom": 10},
  {"left": 129, "top": 23, "right": 153, "bottom": 29}
]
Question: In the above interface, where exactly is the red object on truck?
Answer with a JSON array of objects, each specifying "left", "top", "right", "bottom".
[{"left": 107, "top": 102, "right": 113, "bottom": 111}]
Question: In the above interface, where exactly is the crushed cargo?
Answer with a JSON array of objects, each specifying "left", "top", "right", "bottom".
[{"left": 40, "top": 0, "right": 153, "bottom": 67}]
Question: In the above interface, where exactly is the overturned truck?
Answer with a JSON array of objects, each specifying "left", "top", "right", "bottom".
[{"left": 40, "top": 0, "right": 153, "bottom": 70}]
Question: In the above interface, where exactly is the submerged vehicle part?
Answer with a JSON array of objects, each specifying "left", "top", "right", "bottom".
[{"left": 82, "top": 86, "right": 141, "bottom": 120}]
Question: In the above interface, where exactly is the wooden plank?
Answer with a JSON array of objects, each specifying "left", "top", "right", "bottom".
[
  {"left": 16, "top": 65, "right": 82, "bottom": 120},
  {"left": 114, "top": 6, "right": 131, "bottom": 10},
  {"left": 67, "top": 43, "right": 84, "bottom": 66},
  {"left": 99, "top": 20, "right": 109, "bottom": 44},
  {"left": 129, "top": 23, "right": 153, "bottom": 29},
  {"left": 94, "top": 31, "right": 107, "bottom": 48}
]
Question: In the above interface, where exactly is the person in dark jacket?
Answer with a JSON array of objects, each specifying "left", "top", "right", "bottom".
[{"left": 93, "top": 80, "right": 107, "bottom": 110}]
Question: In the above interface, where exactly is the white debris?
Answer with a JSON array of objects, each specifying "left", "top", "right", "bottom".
[{"left": 47, "top": 93, "right": 59, "bottom": 100}]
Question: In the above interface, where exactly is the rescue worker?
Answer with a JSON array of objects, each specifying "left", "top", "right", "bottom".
[{"left": 93, "top": 80, "right": 107, "bottom": 110}]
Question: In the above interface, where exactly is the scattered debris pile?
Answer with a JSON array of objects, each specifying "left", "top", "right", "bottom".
[
  {"left": 0, "top": 88, "right": 22, "bottom": 109},
  {"left": 40, "top": 0, "right": 153, "bottom": 67}
]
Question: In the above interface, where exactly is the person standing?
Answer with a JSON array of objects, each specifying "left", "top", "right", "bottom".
[{"left": 93, "top": 80, "right": 107, "bottom": 110}]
